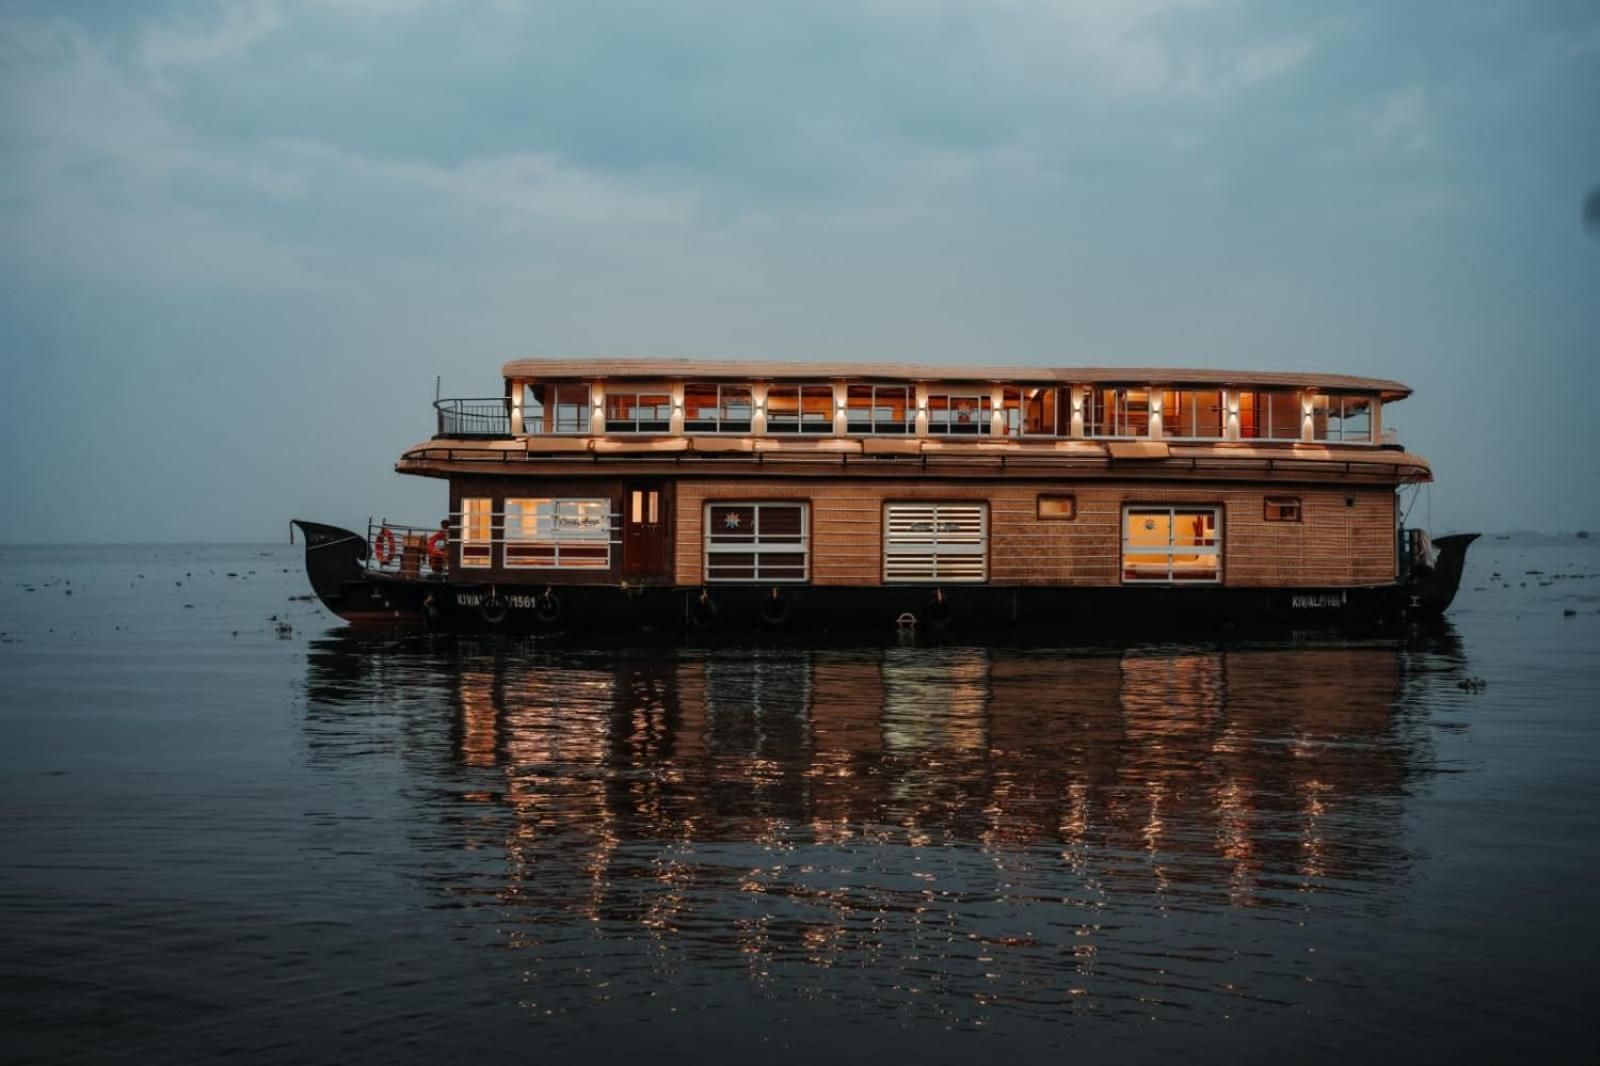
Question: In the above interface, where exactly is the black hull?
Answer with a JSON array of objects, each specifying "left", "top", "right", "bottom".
[
  {"left": 292, "top": 520, "right": 1477, "bottom": 636},
  {"left": 291, "top": 519, "right": 426, "bottom": 625}
]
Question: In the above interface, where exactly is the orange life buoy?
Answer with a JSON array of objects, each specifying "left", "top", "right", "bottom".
[
  {"left": 426, "top": 531, "right": 448, "bottom": 571},
  {"left": 374, "top": 526, "right": 398, "bottom": 565}
]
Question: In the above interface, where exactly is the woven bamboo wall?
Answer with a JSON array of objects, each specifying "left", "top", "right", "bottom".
[{"left": 674, "top": 479, "right": 1396, "bottom": 588}]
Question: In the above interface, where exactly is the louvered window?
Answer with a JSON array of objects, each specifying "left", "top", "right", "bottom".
[
  {"left": 704, "top": 502, "right": 809, "bottom": 582},
  {"left": 883, "top": 503, "right": 988, "bottom": 583}
]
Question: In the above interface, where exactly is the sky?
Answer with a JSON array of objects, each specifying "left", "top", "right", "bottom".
[{"left": 1, "top": 0, "right": 1597, "bottom": 542}]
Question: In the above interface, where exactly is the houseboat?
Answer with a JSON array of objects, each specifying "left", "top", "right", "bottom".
[{"left": 292, "top": 359, "right": 1476, "bottom": 632}]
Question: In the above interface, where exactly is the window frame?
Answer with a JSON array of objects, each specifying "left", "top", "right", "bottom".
[
  {"left": 844, "top": 384, "right": 914, "bottom": 435},
  {"left": 1087, "top": 387, "right": 1152, "bottom": 438},
  {"left": 1159, "top": 389, "right": 1225, "bottom": 440},
  {"left": 1263, "top": 496, "right": 1302, "bottom": 522},
  {"left": 683, "top": 383, "right": 754, "bottom": 434},
  {"left": 882, "top": 501, "right": 989, "bottom": 583},
  {"left": 603, "top": 387, "right": 673, "bottom": 434},
  {"left": 765, "top": 384, "right": 835, "bottom": 435},
  {"left": 1121, "top": 505, "right": 1223, "bottom": 585},
  {"left": 1310, "top": 393, "right": 1373, "bottom": 444},
  {"left": 524, "top": 383, "right": 593, "bottom": 435},
  {"left": 1037, "top": 494, "right": 1077, "bottom": 520},
  {"left": 459, "top": 497, "right": 494, "bottom": 568},
  {"left": 927, "top": 391, "right": 993, "bottom": 436},
  {"left": 703, "top": 501, "right": 810, "bottom": 583},
  {"left": 1238, "top": 390, "right": 1303, "bottom": 441},
  {"left": 502, "top": 497, "right": 614, "bottom": 569}
]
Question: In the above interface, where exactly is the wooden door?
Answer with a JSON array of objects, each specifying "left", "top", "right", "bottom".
[{"left": 623, "top": 484, "right": 671, "bottom": 579}]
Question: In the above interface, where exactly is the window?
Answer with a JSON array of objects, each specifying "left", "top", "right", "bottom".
[
  {"left": 460, "top": 497, "right": 493, "bottom": 568},
  {"left": 1310, "top": 394, "right": 1372, "bottom": 443},
  {"left": 845, "top": 384, "right": 912, "bottom": 434},
  {"left": 883, "top": 503, "right": 987, "bottom": 582},
  {"left": 766, "top": 385, "right": 834, "bottom": 434},
  {"left": 1238, "top": 390, "right": 1302, "bottom": 440},
  {"left": 502, "top": 498, "right": 612, "bottom": 568},
  {"left": 928, "top": 391, "right": 992, "bottom": 435},
  {"left": 524, "top": 383, "right": 592, "bottom": 434},
  {"left": 1087, "top": 388, "right": 1151, "bottom": 438},
  {"left": 630, "top": 489, "right": 661, "bottom": 524},
  {"left": 1037, "top": 495, "right": 1076, "bottom": 520},
  {"left": 704, "top": 502, "right": 809, "bottom": 582},
  {"left": 1023, "top": 387, "right": 1060, "bottom": 436},
  {"left": 684, "top": 384, "right": 753, "bottom": 433},
  {"left": 604, "top": 389, "right": 672, "bottom": 433},
  {"left": 1264, "top": 497, "right": 1301, "bottom": 522},
  {"left": 1122, "top": 506, "right": 1221, "bottom": 583},
  {"left": 1160, "top": 389, "right": 1224, "bottom": 439},
  {"left": 996, "top": 386, "right": 1062, "bottom": 436}
]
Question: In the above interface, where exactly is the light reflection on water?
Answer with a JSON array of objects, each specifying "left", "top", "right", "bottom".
[
  {"left": 301, "top": 632, "right": 1462, "bottom": 1030},
  {"left": 9, "top": 541, "right": 1599, "bottom": 1063}
]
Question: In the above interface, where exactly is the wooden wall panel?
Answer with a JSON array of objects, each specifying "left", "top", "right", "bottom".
[{"left": 675, "top": 479, "right": 1396, "bottom": 588}]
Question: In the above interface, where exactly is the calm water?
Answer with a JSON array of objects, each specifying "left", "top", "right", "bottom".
[{"left": 3, "top": 540, "right": 1599, "bottom": 1063}]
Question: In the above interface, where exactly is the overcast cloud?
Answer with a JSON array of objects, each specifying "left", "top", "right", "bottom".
[{"left": 2, "top": 0, "right": 1597, "bottom": 540}]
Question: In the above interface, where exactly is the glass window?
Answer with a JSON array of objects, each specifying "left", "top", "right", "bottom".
[
  {"left": 684, "top": 384, "right": 753, "bottom": 433},
  {"left": 524, "top": 383, "right": 592, "bottom": 434},
  {"left": 928, "top": 391, "right": 992, "bottom": 435},
  {"left": 1037, "top": 495, "right": 1076, "bottom": 520},
  {"left": 766, "top": 385, "right": 834, "bottom": 434},
  {"left": 1023, "top": 386, "right": 1060, "bottom": 436},
  {"left": 1160, "top": 389, "right": 1224, "bottom": 439},
  {"left": 1122, "top": 506, "right": 1221, "bottom": 583},
  {"left": 503, "top": 498, "right": 612, "bottom": 568},
  {"left": 704, "top": 502, "right": 809, "bottom": 582},
  {"left": 998, "top": 388, "right": 1024, "bottom": 436},
  {"left": 1239, "top": 390, "right": 1302, "bottom": 440},
  {"left": 883, "top": 503, "right": 987, "bottom": 582},
  {"left": 460, "top": 497, "right": 493, "bottom": 568},
  {"left": 845, "top": 384, "right": 913, "bottom": 434},
  {"left": 1264, "top": 497, "right": 1302, "bottom": 522},
  {"left": 603, "top": 388, "right": 672, "bottom": 433},
  {"left": 1087, "top": 388, "right": 1151, "bottom": 438},
  {"left": 1310, "top": 395, "right": 1373, "bottom": 443}
]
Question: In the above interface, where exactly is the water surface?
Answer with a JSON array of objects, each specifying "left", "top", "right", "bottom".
[{"left": 3, "top": 540, "right": 1598, "bottom": 1062}]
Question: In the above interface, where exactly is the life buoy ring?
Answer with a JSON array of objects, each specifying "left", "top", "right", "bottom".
[
  {"left": 426, "top": 531, "right": 448, "bottom": 572},
  {"left": 690, "top": 589, "right": 718, "bottom": 628},
  {"left": 479, "top": 596, "right": 508, "bottom": 625},
  {"left": 373, "top": 526, "right": 397, "bottom": 566},
  {"left": 759, "top": 588, "right": 791, "bottom": 627},
  {"left": 535, "top": 589, "right": 562, "bottom": 624}
]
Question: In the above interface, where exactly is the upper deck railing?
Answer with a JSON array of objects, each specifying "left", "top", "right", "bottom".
[{"left": 435, "top": 397, "right": 512, "bottom": 438}]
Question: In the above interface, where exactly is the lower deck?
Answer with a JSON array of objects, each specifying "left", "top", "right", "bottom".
[{"left": 418, "top": 476, "right": 1400, "bottom": 592}]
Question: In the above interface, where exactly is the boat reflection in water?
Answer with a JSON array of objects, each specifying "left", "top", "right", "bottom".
[{"left": 302, "top": 630, "right": 1468, "bottom": 1026}]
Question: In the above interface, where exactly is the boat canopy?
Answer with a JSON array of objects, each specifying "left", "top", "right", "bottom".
[{"left": 500, "top": 359, "right": 1413, "bottom": 402}]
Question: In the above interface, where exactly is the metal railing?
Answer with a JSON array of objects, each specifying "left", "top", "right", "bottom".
[
  {"left": 366, "top": 510, "right": 626, "bottom": 576},
  {"left": 434, "top": 397, "right": 512, "bottom": 439},
  {"left": 366, "top": 520, "right": 452, "bottom": 579}
]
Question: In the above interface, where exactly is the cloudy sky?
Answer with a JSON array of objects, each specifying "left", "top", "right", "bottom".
[{"left": 2, "top": 0, "right": 1596, "bottom": 541}]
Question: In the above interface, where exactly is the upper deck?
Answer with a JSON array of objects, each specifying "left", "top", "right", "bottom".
[{"left": 401, "top": 360, "right": 1429, "bottom": 484}]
